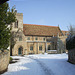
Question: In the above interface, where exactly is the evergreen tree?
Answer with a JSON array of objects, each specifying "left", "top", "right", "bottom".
[{"left": 0, "top": 2, "right": 16, "bottom": 50}]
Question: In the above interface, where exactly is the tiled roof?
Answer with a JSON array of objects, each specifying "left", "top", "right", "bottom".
[
  {"left": 23, "top": 24, "right": 63, "bottom": 36},
  {"left": 62, "top": 31, "right": 69, "bottom": 36}
]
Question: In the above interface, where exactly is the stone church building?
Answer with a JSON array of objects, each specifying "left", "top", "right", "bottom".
[{"left": 10, "top": 12, "right": 68, "bottom": 55}]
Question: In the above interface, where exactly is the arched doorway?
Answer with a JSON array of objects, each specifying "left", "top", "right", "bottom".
[{"left": 18, "top": 46, "right": 23, "bottom": 55}]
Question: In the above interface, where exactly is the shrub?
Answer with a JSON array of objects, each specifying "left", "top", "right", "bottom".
[
  {"left": 9, "top": 57, "right": 13, "bottom": 62},
  {"left": 66, "top": 35, "right": 75, "bottom": 50}
]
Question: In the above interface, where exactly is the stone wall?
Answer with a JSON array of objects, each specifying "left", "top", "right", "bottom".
[
  {"left": 0, "top": 50, "right": 10, "bottom": 74},
  {"left": 27, "top": 42, "right": 46, "bottom": 54},
  {"left": 68, "top": 49, "right": 75, "bottom": 64},
  {"left": 12, "top": 35, "right": 58, "bottom": 55}
]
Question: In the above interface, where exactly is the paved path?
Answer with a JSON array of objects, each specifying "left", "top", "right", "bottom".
[
  {"left": 2, "top": 56, "right": 52, "bottom": 75},
  {"left": 27, "top": 56, "right": 54, "bottom": 75}
]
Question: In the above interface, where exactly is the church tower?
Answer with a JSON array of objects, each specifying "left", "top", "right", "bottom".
[
  {"left": 10, "top": 10, "right": 25, "bottom": 56},
  {"left": 12, "top": 10, "right": 23, "bottom": 32}
]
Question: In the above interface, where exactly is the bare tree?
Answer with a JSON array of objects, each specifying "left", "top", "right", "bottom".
[
  {"left": 69, "top": 25, "right": 75, "bottom": 35},
  {"left": 66, "top": 25, "right": 75, "bottom": 50}
]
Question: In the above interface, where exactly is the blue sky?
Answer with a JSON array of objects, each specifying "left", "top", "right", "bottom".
[{"left": 8, "top": 0, "right": 75, "bottom": 31}]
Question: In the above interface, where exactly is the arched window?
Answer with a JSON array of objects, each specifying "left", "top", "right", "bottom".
[
  {"left": 48, "top": 45, "right": 50, "bottom": 50},
  {"left": 19, "top": 36, "right": 22, "bottom": 41},
  {"left": 15, "top": 20, "right": 18, "bottom": 28}
]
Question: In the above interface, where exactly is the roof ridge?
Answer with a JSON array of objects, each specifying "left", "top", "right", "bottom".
[
  {"left": 62, "top": 30, "right": 68, "bottom": 32},
  {"left": 23, "top": 24, "right": 58, "bottom": 28}
]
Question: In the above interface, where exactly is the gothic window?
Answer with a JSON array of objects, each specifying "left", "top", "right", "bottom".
[
  {"left": 39, "top": 45, "right": 42, "bottom": 50},
  {"left": 15, "top": 20, "right": 18, "bottom": 28},
  {"left": 30, "top": 45, "right": 33, "bottom": 51},
  {"left": 19, "top": 36, "right": 22, "bottom": 41},
  {"left": 48, "top": 45, "right": 50, "bottom": 50}
]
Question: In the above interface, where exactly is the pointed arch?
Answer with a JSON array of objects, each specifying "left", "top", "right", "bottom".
[{"left": 18, "top": 46, "right": 23, "bottom": 55}]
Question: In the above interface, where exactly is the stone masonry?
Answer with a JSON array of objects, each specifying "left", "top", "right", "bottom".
[{"left": 0, "top": 50, "right": 10, "bottom": 74}]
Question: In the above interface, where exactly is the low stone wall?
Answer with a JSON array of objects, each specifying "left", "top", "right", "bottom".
[
  {"left": 68, "top": 49, "right": 75, "bottom": 64},
  {"left": 0, "top": 50, "right": 10, "bottom": 74},
  {"left": 47, "top": 50, "right": 57, "bottom": 54}
]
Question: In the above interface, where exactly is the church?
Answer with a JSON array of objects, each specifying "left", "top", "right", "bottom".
[{"left": 10, "top": 12, "right": 68, "bottom": 55}]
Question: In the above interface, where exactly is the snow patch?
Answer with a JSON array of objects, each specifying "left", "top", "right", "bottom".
[{"left": 2, "top": 54, "right": 75, "bottom": 75}]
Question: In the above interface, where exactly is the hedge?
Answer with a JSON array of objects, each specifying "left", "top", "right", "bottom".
[{"left": 66, "top": 35, "right": 75, "bottom": 50}]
